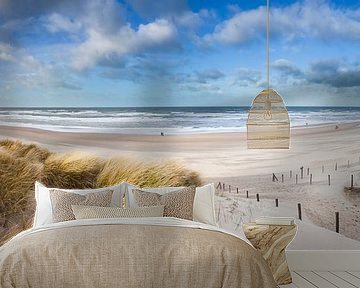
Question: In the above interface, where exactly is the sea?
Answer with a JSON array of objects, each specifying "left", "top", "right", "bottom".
[{"left": 0, "top": 107, "right": 359, "bottom": 135}]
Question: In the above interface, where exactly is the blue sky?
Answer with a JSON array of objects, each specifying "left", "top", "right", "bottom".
[{"left": 0, "top": 0, "right": 359, "bottom": 107}]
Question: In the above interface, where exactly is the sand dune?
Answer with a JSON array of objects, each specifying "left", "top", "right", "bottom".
[{"left": 1, "top": 122, "right": 359, "bottom": 242}]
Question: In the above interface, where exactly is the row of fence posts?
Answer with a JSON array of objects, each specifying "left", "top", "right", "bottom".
[
  {"left": 284, "top": 169, "right": 355, "bottom": 188},
  {"left": 216, "top": 181, "right": 341, "bottom": 233},
  {"left": 290, "top": 159, "right": 357, "bottom": 232}
]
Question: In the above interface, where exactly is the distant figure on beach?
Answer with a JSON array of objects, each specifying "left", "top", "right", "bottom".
[
  {"left": 272, "top": 173, "right": 278, "bottom": 182},
  {"left": 161, "top": 132, "right": 164, "bottom": 136},
  {"left": 335, "top": 125, "right": 339, "bottom": 130}
]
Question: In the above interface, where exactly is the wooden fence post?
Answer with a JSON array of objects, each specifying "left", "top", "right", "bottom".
[
  {"left": 217, "top": 182, "right": 221, "bottom": 190},
  {"left": 351, "top": 175, "right": 354, "bottom": 189},
  {"left": 237, "top": 187, "right": 239, "bottom": 194},
  {"left": 298, "top": 203, "right": 302, "bottom": 220},
  {"left": 290, "top": 170, "right": 292, "bottom": 178},
  {"left": 335, "top": 212, "right": 339, "bottom": 233},
  {"left": 335, "top": 163, "right": 337, "bottom": 171},
  {"left": 296, "top": 174, "right": 298, "bottom": 184},
  {"left": 246, "top": 190, "right": 249, "bottom": 198},
  {"left": 256, "top": 193, "right": 260, "bottom": 202},
  {"left": 275, "top": 199, "right": 279, "bottom": 207},
  {"left": 229, "top": 185, "right": 231, "bottom": 193},
  {"left": 328, "top": 175, "right": 331, "bottom": 186},
  {"left": 310, "top": 174, "right": 313, "bottom": 185},
  {"left": 282, "top": 174, "right": 284, "bottom": 183},
  {"left": 223, "top": 183, "right": 225, "bottom": 190},
  {"left": 307, "top": 168, "right": 309, "bottom": 176}
]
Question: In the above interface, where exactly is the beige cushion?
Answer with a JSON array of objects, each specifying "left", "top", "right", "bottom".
[
  {"left": 34, "top": 181, "right": 126, "bottom": 228},
  {"left": 49, "top": 189, "right": 113, "bottom": 223},
  {"left": 133, "top": 187, "right": 196, "bottom": 220},
  {"left": 71, "top": 205, "right": 164, "bottom": 220},
  {"left": 125, "top": 182, "right": 184, "bottom": 208}
]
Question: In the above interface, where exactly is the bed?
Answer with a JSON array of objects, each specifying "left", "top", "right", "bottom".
[{"left": 0, "top": 182, "right": 277, "bottom": 288}]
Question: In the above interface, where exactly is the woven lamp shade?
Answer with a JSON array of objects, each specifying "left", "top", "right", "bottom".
[{"left": 247, "top": 89, "right": 290, "bottom": 149}]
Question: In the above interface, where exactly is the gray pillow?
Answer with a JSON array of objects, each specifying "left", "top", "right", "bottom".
[
  {"left": 133, "top": 187, "right": 196, "bottom": 220},
  {"left": 49, "top": 189, "right": 113, "bottom": 222}
]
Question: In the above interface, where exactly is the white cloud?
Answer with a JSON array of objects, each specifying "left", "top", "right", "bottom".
[
  {"left": 172, "top": 68, "right": 225, "bottom": 86},
  {"left": 137, "top": 19, "right": 176, "bottom": 44},
  {"left": 45, "top": 13, "right": 82, "bottom": 33},
  {"left": 273, "top": 59, "right": 304, "bottom": 77},
  {"left": 204, "top": 7, "right": 266, "bottom": 44},
  {"left": 174, "top": 11, "right": 203, "bottom": 28},
  {"left": 195, "top": 69, "right": 225, "bottom": 83},
  {"left": 0, "top": 43, "right": 16, "bottom": 62},
  {"left": 72, "top": 19, "right": 177, "bottom": 71},
  {"left": 173, "top": 9, "right": 213, "bottom": 29},
  {"left": 231, "top": 68, "right": 263, "bottom": 87},
  {"left": 0, "top": 43, "right": 45, "bottom": 70},
  {"left": 203, "top": 0, "right": 360, "bottom": 45},
  {"left": 41, "top": 0, "right": 179, "bottom": 71},
  {"left": 0, "top": 42, "right": 81, "bottom": 92}
]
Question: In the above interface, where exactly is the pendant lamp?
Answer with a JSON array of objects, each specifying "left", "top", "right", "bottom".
[{"left": 247, "top": 0, "right": 290, "bottom": 149}]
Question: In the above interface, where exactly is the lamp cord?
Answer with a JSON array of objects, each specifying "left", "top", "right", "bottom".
[
  {"left": 264, "top": 0, "right": 272, "bottom": 120},
  {"left": 266, "top": 0, "right": 270, "bottom": 95}
]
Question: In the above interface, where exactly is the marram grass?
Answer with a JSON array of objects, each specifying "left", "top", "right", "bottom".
[
  {"left": 0, "top": 148, "right": 43, "bottom": 216},
  {"left": 97, "top": 157, "right": 201, "bottom": 188},
  {"left": 42, "top": 152, "right": 105, "bottom": 189},
  {"left": 0, "top": 139, "right": 51, "bottom": 162},
  {"left": 0, "top": 139, "right": 201, "bottom": 246}
]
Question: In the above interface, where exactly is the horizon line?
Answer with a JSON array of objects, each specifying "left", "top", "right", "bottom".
[{"left": 1, "top": 105, "right": 360, "bottom": 109}]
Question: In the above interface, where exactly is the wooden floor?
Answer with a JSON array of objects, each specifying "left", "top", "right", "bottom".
[{"left": 280, "top": 271, "right": 360, "bottom": 288}]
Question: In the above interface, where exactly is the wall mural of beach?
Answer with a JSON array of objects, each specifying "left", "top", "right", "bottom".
[{"left": 1, "top": 0, "right": 360, "bottom": 252}]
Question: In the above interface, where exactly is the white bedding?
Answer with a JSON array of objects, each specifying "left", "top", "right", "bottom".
[
  {"left": 11, "top": 217, "right": 252, "bottom": 246},
  {"left": 0, "top": 216, "right": 276, "bottom": 288}
]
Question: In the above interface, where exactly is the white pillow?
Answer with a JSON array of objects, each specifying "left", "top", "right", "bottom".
[
  {"left": 33, "top": 181, "right": 126, "bottom": 228},
  {"left": 125, "top": 182, "right": 217, "bottom": 227},
  {"left": 193, "top": 183, "right": 217, "bottom": 227}
]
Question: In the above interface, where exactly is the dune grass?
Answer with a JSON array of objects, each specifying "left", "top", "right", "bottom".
[
  {"left": 97, "top": 157, "right": 202, "bottom": 188},
  {"left": 0, "top": 148, "right": 43, "bottom": 217},
  {"left": 0, "top": 139, "right": 51, "bottom": 162},
  {"left": 0, "top": 141, "right": 47, "bottom": 246},
  {"left": 42, "top": 152, "right": 105, "bottom": 189},
  {"left": 0, "top": 139, "right": 201, "bottom": 246}
]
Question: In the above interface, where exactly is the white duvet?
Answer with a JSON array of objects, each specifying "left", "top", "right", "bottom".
[{"left": 10, "top": 217, "right": 252, "bottom": 246}]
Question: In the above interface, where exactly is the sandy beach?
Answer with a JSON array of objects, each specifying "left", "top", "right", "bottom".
[{"left": 1, "top": 122, "right": 360, "bottom": 241}]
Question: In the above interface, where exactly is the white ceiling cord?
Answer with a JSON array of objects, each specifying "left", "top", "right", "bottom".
[
  {"left": 266, "top": 0, "right": 270, "bottom": 94},
  {"left": 264, "top": 0, "right": 272, "bottom": 120}
]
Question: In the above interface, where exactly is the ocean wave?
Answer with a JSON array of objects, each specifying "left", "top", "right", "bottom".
[{"left": 0, "top": 107, "right": 359, "bottom": 134}]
